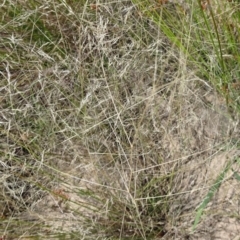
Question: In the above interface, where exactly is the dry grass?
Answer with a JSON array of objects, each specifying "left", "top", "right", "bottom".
[{"left": 0, "top": 0, "right": 240, "bottom": 239}]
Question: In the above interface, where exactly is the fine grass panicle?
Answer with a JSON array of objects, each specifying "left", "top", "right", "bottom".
[{"left": 1, "top": 0, "right": 240, "bottom": 239}]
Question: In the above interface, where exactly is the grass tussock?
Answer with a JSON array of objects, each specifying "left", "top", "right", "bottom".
[{"left": 0, "top": 0, "right": 240, "bottom": 239}]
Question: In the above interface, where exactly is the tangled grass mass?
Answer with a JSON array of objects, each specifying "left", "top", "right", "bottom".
[{"left": 0, "top": 0, "right": 240, "bottom": 239}]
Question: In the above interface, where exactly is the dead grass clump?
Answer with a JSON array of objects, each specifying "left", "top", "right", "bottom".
[{"left": 1, "top": 0, "right": 240, "bottom": 239}]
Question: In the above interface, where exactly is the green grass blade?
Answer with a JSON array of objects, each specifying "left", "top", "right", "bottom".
[
  {"left": 233, "top": 171, "right": 240, "bottom": 182},
  {"left": 232, "top": 158, "right": 240, "bottom": 181},
  {"left": 192, "top": 160, "right": 232, "bottom": 231}
]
